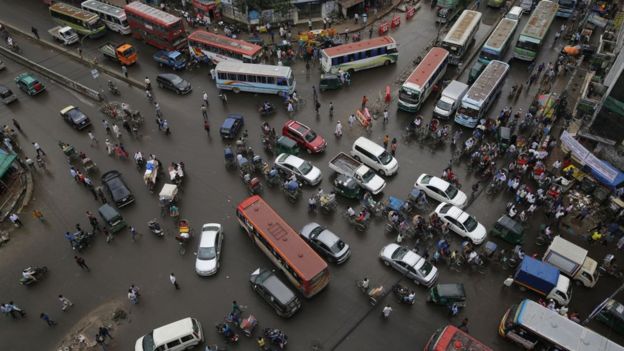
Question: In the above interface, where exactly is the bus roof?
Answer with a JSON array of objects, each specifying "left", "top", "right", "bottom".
[
  {"left": 484, "top": 18, "right": 518, "bottom": 51},
  {"left": 404, "top": 47, "right": 449, "bottom": 89},
  {"left": 50, "top": 3, "right": 98, "bottom": 21},
  {"left": 124, "top": 1, "right": 181, "bottom": 26},
  {"left": 188, "top": 30, "right": 262, "bottom": 56},
  {"left": 464, "top": 60, "right": 509, "bottom": 104},
  {"left": 322, "top": 36, "right": 396, "bottom": 57},
  {"left": 520, "top": 0, "right": 559, "bottom": 39},
  {"left": 81, "top": 0, "right": 125, "bottom": 17},
  {"left": 237, "top": 196, "right": 327, "bottom": 280},
  {"left": 516, "top": 299, "right": 624, "bottom": 351},
  {"left": 443, "top": 10, "right": 482, "bottom": 45},
  {"left": 430, "top": 325, "right": 493, "bottom": 351},
  {"left": 216, "top": 61, "right": 292, "bottom": 77}
]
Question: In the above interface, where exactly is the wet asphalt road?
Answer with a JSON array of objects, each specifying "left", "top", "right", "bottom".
[{"left": 1, "top": 1, "right": 624, "bottom": 350}]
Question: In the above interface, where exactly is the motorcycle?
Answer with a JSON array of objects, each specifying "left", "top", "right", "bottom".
[
  {"left": 216, "top": 323, "right": 239, "bottom": 343},
  {"left": 148, "top": 219, "right": 164, "bottom": 237},
  {"left": 20, "top": 266, "right": 48, "bottom": 285},
  {"left": 392, "top": 283, "right": 415, "bottom": 305},
  {"left": 72, "top": 231, "right": 95, "bottom": 251},
  {"left": 225, "top": 312, "right": 258, "bottom": 337},
  {"left": 345, "top": 209, "right": 370, "bottom": 232},
  {"left": 264, "top": 328, "right": 288, "bottom": 349},
  {"left": 259, "top": 104, "right": 276, "bottom": 116},
  {"left": 108, "top": 81, "right": 120, "bottom": 96}
]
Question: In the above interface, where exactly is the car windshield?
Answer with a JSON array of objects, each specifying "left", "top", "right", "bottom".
[
  {"left": 378, "top": 151, "right": 393, "bottom": 165},
  {"left": 298, "top": 161, "right": 313, "bottom": 175},
  {"left": 197, "top": 246, "right": 216, "bottom": 260},
  {"left": 420, "top": 175, "right": 433, "bottom": 185},
  {"left": 361, "top": 170, "right": 375, "bottom": 182},
  {"left": 304, "top": 130, "right": 317, "bottom": 142},
  {"left": 141, "top": 332, "right": 155, "bottom": 351},
  {"left": 391, "top": 246, "right": 408, "bottom": 260},
  {"left": 331, "top": 240, "right": 346, "bottom": 253},
  {"left": 446, "top": 184, "right": 459, "bottom": 198},
  {"left": 436, "top": 100, "right": 453, "bottom": 111},
  {"left": 310, "top": 226, "right": 324, "bottom": 237},
  {"left": 170, "top": 76, "right": 184, "bottom": 85},
  {"left": 68, "top": 109, "right": 85, "bottom": 121},
  {"left": 463, "top": 216, "right": 478, "bottom": 232},
  {"left": 418, "top": 260, "right": 433, "bottom": 276}
]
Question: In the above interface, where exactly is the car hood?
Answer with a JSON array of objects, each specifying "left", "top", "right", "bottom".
[
  {"left": 470, "top": 223, "right": 487, "bottom": 244},
  {"left": 175, "top": 80, "right": 191, "bottom": 90},
  {"left": 309, "top": 136, "right": 326, "bottom": 150},
  {"left": 195, "top": 257, "right": 217, "bottom": 274},
  {"left": 452, "top": 191, "right": 468, "bottom": 208},
  {"left": 305, "top": 167, "right": 322, "bottom": 181},
  {"left": 365, "top": 175, "right": 386, "bottom": 194}
]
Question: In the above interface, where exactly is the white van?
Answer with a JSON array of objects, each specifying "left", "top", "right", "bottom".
[
  {"left": 135, "top": 317, "right": 203, "bottom": 351},
  {"left": 506, "top": 6, "right": 524, "bottom": 21},
  {"left": 350, "top": 137, "right": 398, "bottom": 176}
]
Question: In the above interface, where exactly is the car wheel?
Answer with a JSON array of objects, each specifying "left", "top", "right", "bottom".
[
  {"left": 379, "top": 170, "right": 387, "bottom": 176},
  {"left": 384, "top": 60, "right": 391, "bottom": 66}
]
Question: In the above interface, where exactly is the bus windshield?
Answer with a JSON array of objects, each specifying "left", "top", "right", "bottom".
[
  {"left": 399, "top": 87, "right": 420, "bottom": 104},
  {"left": 479, "top": 50, "right": 499, "bottom": 61},
  {"left": 458, "top": 106, "right": 479, "bottom": 118},
  {"left": 517, "top": 39, "right": 539, "bottom": 51}
]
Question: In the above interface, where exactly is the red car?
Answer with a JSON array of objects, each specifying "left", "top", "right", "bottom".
[{"left": 282, "top": 120, "right": 326, "bottom": 154}]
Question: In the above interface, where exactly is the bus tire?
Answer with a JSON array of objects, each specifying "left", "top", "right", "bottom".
[
  {"left": 384, "top": 60, "right": 390, "bottom": 66},
  {"left": 233, "top": 88, "right": 240, "bottom": 94},
  {"left": 348, "top": 69, "right": 355, "bottom": 75}
]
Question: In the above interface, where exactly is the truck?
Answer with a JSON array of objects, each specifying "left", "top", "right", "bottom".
[
  {"left": 48, "top": 26, "right": 79, "bottom": 45},
  {"left": 436, "top": 0, "right": 466, "bottom": 24},
  {"left": 153, "top": 50, "right": 187, "bottom": 70},
  {"left": 543, "top": 236, "right": 599, "bottom": 288},
  {"left": 328, "top": 152, "right": 386, "bottom": 195},
  {"left": 99, "top": 42, "right": 137, "bottom": 66},
  {"left": 507, "top": 256, "right": 572, "bottom": 306},
  {"left": 433, "top": 80, "right": 469, "bottom": 119}
]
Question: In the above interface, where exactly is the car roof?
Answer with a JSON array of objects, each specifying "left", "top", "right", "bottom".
[
  {"left": 445, "top": 206, "right": 469, "bottom": 222},
  {"left": 280, "top": 154, "right": 303, "bottom": 167},
  {"left": 285, "top": 120, "right": 310, "bottom": 133},
  {"left": 260, "top": 271, "right": 296, "bottom": 304},
  {"left": 427, "top": 176, "right": 450, "bottom": 191},
  {"left": 101, "top": 170, "right": 121, "bottom": 181},
  {"left": 152, "top": 317, "right": 194, "bottom": 344},
  {"left": 316, "top": 230, "right": 338, "bottom": 246},
  {"left": 199, "top": 225, "right": 220, "bottom": 247},
  {"left": 401, "top": 249, "right": 423, "bottom": 267},
  {"left": 158, "top": 73, "right": 180, "bottom": 80}
]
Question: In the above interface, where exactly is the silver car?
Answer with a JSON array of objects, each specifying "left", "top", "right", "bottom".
[
  {"left": 300, "top": 223, "right": 350, "bottom": 264},
  {"left": 195, "top": 223, "right": 223, "bottom": 276},
  {"left": 379, "top": 243, "right": 438, "bottom": 287}
]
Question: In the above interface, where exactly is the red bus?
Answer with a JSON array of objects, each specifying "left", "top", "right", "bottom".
[
  {"left": 188, "top": 30, "right": 262, "bottom": 64},
  {"left": 425, "top": 325, "right": 492, "bottom": 351},
  {"left": 124, "top": 1, "right": 186, "bottom": 51},
  {"left": 236, "top": 196, "right": 329, "bottom": 298}
]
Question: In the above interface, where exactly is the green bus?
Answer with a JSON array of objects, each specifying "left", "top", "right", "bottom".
[
  {"left": 513, "top": 0, "right": 558, "bottom": 61},
  {"left": 50, "top": 2, "right": 106, "bottom": 39}
]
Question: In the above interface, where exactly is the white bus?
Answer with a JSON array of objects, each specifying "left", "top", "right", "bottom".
[
  {"left": 320, "top": 36, "right": 398, "bottom": 73},
  {"left": 81, "top": 0, "right": 130, "bottom": 35},
  {"left": 398, "top": 47, "right": 449, "bottom": 112},
  {"left": 500, "top": 299, "right": 624, "bottom": 351},
  {"left": 215, "top": 61, "right": 295, "bottom": 95},
  {"left": 455, "top": 60, "right": 509, "bottom": 128},
  {"left": 441, "top": 10, "right": 482, "bottom": 65}
]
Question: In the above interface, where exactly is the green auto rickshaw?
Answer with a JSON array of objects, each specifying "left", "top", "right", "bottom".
[
  {"left": 489, "top": 215, "right": 524, "bottom": 245},
  {"left": 275, "top": 136, "right": 300, "bottom": 156},
  {"left": 98, "top": 203, "right": 127, "bottom": 234},
  {"left": 319, "top": 73, "right": 343, "bottom": 92},
  {"left": 468, "top": 60, "right": 486, "bottom": 84},
  {"left": 333, "top": 174, "right": 363, "bottom": 199},
  {"left": 427, "top": 283, "right": 466, "bottom": 307},
  {"left": 596, "top": 299, "right": 624, "bottom": 335}
]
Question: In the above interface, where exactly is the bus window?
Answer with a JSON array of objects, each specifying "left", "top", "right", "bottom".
[
  {"left": 379, "top": 47, "right": 386, "bottom": 54},
  {"left": 277, "top": 77, "right": 287, "bottom": 86},
  {"left": 266, "top": 77, "right": 275, "bottom": 85},
  {"left": 227, "top": 73, "right": 236, "bottom": 80},
  {"left": 237, "top": 74, "right": 246, "bottom": 81},
  {"left": 247, "top": 75, "right": 257, "bottom": 83},
  {"left": 258, "top": 76, "right": 266, "bottom": 84}
]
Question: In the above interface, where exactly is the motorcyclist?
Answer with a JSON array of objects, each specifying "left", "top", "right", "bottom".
[
  {"left": 347, "top": 206, "right": 356, "bottom": 218},
  {"left": 356, "top": 209, "right": 370, "bottom": 223},
  {"left": 22, "top": 268, "right": 37, "bottom": 282},
  {"left": 221, "top": 323, "right": 234, "bottom": 339},
  {"left": 464, "top": 137, "right": 475, "bottom": 151},
  {"left": 261, "top": 122, "right": 270, "bottom": 135},
  {"left": 360, "top": 277, "right": 370, "bottom": 290},
  {"left": 404, "top": 291, "right": 416, "bottom": 304},
  {"left": 262, "top": 101, "right": 272, "bottom": 113},
  {"left": 144, "top": 77, "right": 151, "bottom": 90}
]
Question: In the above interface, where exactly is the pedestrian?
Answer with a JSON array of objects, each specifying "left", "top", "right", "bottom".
[
  {"left": 162, "top": 120, "right": 170, "bottom": 135},
  {"left": 96, "top": 333, "right": 107, "bottom": 351},
  {"left": 202, "top": 91, "right": 209, "bottom": 106},
  {"left": 121, "top": 66, "right": 128, "bottom": 78},
  {"left": 11, "top": 118, "right": 21, "bottom": 132},
  {"left": 554, "top": 30, "right": 561, "bottom": 42},
  {"left": 203, "top": 119, "right": 210, "bottom": 134},
  {"left": 390, "top": 138, "right": 397, "bottom": 156},
  {"left": 130, "top": 284, "right": 141, "bottom": 297},
  {"left": 99, "top": 326, "right": 114, "bottom": 340},
  {"left": 308, "top": 18, "right": 312, "bottom": 31},
  {"left": 458, "top": 318, "right": 469, "bottom": 332},
  {"left": 383, "top": 135, "right": 389, "bottom": 148},
  {"left": 104, "top": 139, "right": 113, "bottom": 155},
  {"left": 9, "top": 213, "right": 22, "bottom": 227},
  {"left": 127, "top": 289, "right": 138, "bottom": 304},
  {"left": 32, "top": 142, "right": 45, "bottom": 156},
  {"left": 287, "top": 102, "right": 294, "bottom": 115},
  {"left": 112, "top": 123, "right": 121, "bottom": 139},
  {"left": 32, "top": 209, "right": 44, "bottom": 222},
  {"left": 315, "top": 101, "right": 321, "bottom": 115},
  {"left": 361, "top": 95, "right": 368, "bottom": 110},
  {"left": 7, "top": 302, "right": 25, "bottom": 318},
  {"left": 354, "top": 13, "right": 359, "bottom": 24},
  {"left": 89, "top": 184, "right": 99, "bottom": 200},
  {"left": 144, "top": 76, "right": 151, "bottom": 90},
  {"left": 154, "top": 102, "right": 162, "bottom": 117},
  {"left": 201, "top": 104, "right": 207, "bottom": 119},
  {"left": 471, "top": 182, "right": 480, "bottom": 197},
  {"left": 369, "top": 26, "right": 374, "bottom": 39},
  {"left": 74, "top": 255, "right": 90, "bottom": 271},
  {"left": 169, "top": 273, "right": 180, "bottom": 289},
  {"left": 97, "top": 187, "right": 107, "bottom": 204},
  {"left": 130, "top": 226, "right": 138, "bottom": 241},
  {"left": 348, "top": 114, "right": 356, "bottom": 128},
  {"left": 58, "top": 295, "right": 73, "bottom": 311},
  {"left": 88, "top": 131, "right": 98, "bottom": 147},
  {"left": 40, "top": 313, "right": 57, "bottom": 326},
  {"left": 551, "top": 159, "right": 561, "bottom": 174},
  {"left": 103, "top": 227, "right": 113, "bottom": 243},
  {"left": 382, "top": 304, "right": 392, "bottom": 319},
  {"left": 329, "top": 101, "right": 334, "bottom": 118},
  {"left": 334, "top": 121, "right": 343, "bottom": 137},
  {"left": 383, "top": 109, "right": 389, "bottom": 124},
  {"left": 31, "top": 26, "right": 39, "bottom": 40},
  {"left": 78, "top": 47, "right": 83, "bottom": 57}
]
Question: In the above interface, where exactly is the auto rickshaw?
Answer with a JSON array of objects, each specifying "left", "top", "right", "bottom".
[
  {"left": 489, "top": 215, "right": 524, "bottom": 245},
  {"left": 81, "top": 157, "right": 97, "bottom": 174},
  {"left": 58, "top": 141, "right": 78, "bottom": 162},
  {"left": 596, "top": 299, "right": 624, "bottom": 335},
  {"left": 275, "top": 136, "right": 300, "bottom": 156},
  {"left": 98, "top": 203, "right": 127, "bottom": 233},
  {"left": 497, "top": 126, "right": 512, "bottom": 153},
  {"left": 427, "top": 283, "right": 466, "bottom": 307},
  {"left": 333, "top": 174, "right": 363, "bottom": 199},
  {"left": 319, "top": 73, "right": 343, "bottom": 92},
  {"left": 468, "top": 60, "right": 486, "bottom": 84}
]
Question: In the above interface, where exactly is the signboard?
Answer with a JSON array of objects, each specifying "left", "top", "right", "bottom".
[{"left": 560, "top": 131, "right": 618, "bottom": 183}]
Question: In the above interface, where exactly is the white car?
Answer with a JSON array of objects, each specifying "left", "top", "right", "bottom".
[
  {"left": 415, "top": 174, "right": 467, "bottom": 208},
  {"left": 379, "top": 243, "right": 438, "bottom": 287},
  {"left": 274, "top": 153, "right": 322, "bottom": 186},
  {"left": 195, "top": 223, "right": 223, "bottom": 276},
  {"left": 435, "top": 203, "right": 486, "bottom": 244}
]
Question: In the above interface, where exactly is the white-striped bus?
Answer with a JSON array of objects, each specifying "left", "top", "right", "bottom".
[
  {"left": 81, "top": 0, "right": 130, "bottom": 35},
  {"left": 188, "top": 30, "right": 262, "bottom": 64},
  {"left": 514, "top": 0, "right": 559, "bottom": 61},
  {"left": 320, "top": 36, "right": 398, "bottom": 73},
  {"left": 478, "top": 18, "right": 518, "bottom": 63},
  {"left": 215, "top": 61, "right": 295, "bottom": 95}
]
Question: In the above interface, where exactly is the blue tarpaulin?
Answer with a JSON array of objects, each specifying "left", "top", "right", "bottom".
[{"left": 587, "top": 161, "right": 624, "bottom": 190}]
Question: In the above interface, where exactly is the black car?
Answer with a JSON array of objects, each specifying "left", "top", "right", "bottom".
[
  {"left": 0, "top": 84, "right": 17, "bottom": 104},
  {"left": 249, "top": 268, "right": 301, "bottom": 318},
  {"left": 59, "top": 105, "right": 91, "bottom": 130},
  {"left": 101, "top": 170, "right": 134, "bottom": 208},
  {"left": 219, "top": 114, "right": 244, "bottom": 139},
  {"left": 156, "top": 73, "right": 192, "bottom": 95}
]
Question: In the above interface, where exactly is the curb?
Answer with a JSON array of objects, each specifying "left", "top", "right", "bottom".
[{"left": 1, "top": 22, "right": 144, "bottom": 90}]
